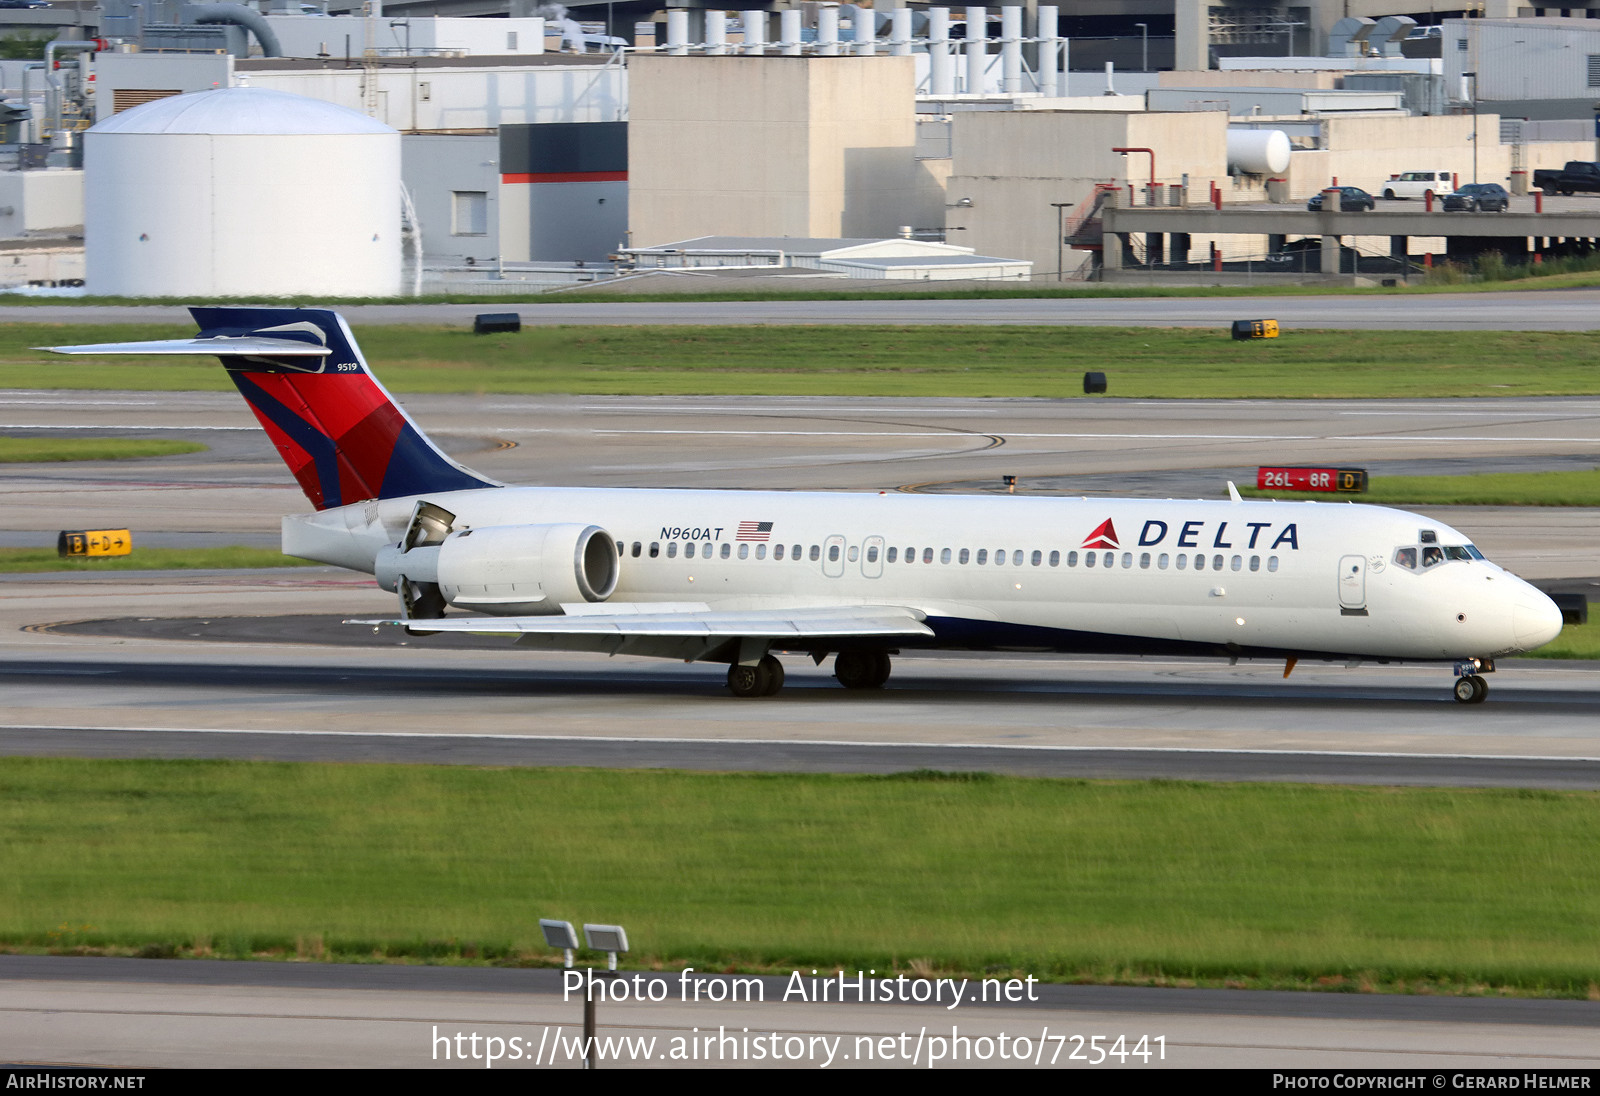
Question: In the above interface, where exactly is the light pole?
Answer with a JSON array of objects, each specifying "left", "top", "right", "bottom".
[
  {"left": 1134, "top": 23, "right": 1147, "bottom": 71},
  {"left": 1051, "top": 201, "right": 1074, "bottom": 282},
  {"left": 1462, "top": 70, "right": 1478, "bottom": 183}
]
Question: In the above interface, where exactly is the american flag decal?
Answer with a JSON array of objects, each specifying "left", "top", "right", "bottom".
[{"left": 736, "top": 521, "right": 774, "bottom": 542}]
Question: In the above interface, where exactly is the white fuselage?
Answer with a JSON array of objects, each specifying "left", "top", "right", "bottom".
[{"left": 287, "top": 485, "right": 1564, "bottom": 663}]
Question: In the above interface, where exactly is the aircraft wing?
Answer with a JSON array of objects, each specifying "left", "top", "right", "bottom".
[
  {"left": 39, "top": 338, "right": 332, "bottom": 357},
  {"left": 349, "top": 603, "right": 933, "bottom": 639}
]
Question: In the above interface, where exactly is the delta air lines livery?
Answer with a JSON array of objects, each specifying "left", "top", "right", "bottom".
[{"left": 46, "top": 307, "right": 1565, "bottom": 702}]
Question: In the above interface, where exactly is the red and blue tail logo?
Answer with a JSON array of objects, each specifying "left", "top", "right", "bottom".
[{"left": 190, "top": 307, "right": 496, "bottom": 510}]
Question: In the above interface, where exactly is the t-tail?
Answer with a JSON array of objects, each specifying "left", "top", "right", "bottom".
[{"left": 42, "top": 307, "right": 498, "bottom": 510}]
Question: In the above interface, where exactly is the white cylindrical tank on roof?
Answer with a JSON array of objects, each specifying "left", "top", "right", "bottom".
[
  {"left": 1226, "top": 129, "right": 1292, "bottom": 176},
  {"left": 85, "top": 87, "right": 401, "bottom": 298}
]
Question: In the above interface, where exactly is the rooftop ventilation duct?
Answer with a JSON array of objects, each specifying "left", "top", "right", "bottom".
[
  {"left": 1372, "top": 16, "right": 1417, "bottom": 58},
  {"left": 1328, "top": 16, "right": 1376, "bottom": 59},
  {"left": 184, "top": 4, "right": 284, "bottom": 57}
]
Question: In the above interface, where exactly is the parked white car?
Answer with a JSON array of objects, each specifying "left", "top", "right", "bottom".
[{"left": 1381, "top": 171, "right": 1455, "bottom": 200}]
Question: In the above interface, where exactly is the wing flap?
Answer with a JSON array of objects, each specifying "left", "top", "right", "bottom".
[{"left": 349, "top": 604, "right": 932, "bottom": 639}]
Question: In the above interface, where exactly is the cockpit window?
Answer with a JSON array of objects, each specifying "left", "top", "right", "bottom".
[
  {"left": 1395, "top": 542, "right": 1480, "bottom": 572},
  {"left": 1419, "top": 530, "right": 1438, "bottom": 544}
]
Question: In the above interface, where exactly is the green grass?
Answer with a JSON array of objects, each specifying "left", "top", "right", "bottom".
[
  {"left": 10, "top": 324, "right": 1600, "bottom": 398},
  {"left": 1242, "top": 469, "right": 1600, "bottom": 507},
  {"left": 0, "top": 437, "right": 205, "bottom": 463},
  {"left": 0, "top": 546, "right": 311, "bottom": 572},
  {"left": 1526, "top": 617, "right": 1600, "bottom": 660},
  {"left": 4, "top": 759, "right": 1600, "bottom": 997}
]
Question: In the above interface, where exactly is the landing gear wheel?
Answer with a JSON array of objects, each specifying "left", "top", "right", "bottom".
[
  {"left": 835, "top": 650, "right": 892, "bottom": 690},
  {"left": 1453, "top": 674, "right": 1489, "bottom": 704},
  {"left": 728, "top": 654, "right": 785, "bottom": 698},
  {"left": 759, "top": 654, "right": 785, "bottom": 697}
]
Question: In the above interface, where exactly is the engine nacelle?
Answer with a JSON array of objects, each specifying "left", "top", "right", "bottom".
[{"left": 429, "top": 523, "right": 619, "bottom": 616}]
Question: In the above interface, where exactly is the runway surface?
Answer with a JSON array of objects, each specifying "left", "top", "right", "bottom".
[
  {"left": 7, "top": 289, "right": 1600, "bottom": 328},
  {"left": 5, "top": 390, "right": 1600, "bottom": 576},
  {"left": 4, "top": 956, "right": 1598, "bottom": 1069}
]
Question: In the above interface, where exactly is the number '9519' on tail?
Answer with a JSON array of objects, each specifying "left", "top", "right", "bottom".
[{"left": 41, "top": 306, "right": 498, "bottom": 510}]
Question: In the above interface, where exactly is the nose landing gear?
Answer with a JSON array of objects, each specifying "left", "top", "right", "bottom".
[
  {"left": 1451, "top": 659, "right": 1493, "bottom": 704},
  {"left": 1453, "top": 675, "right": 1488, "bottom": 704}
]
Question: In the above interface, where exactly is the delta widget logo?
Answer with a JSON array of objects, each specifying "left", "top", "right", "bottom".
[{"left": 1081, "top": 519, "right": 1119, "bottom": 549}]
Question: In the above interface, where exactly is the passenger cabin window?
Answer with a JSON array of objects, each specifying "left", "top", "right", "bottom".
[
  {"left": 923, "top": 548, "right": 934, "bottom": 564},
  {"left": 775, "top": 544, "right": 785, "bottom": 560},
  {"left": 667, "top": 542, "right": 678, "bottom": 558},
  {"left": 848, "top": 545, "right": 859, "bottom": 562},
  {"left": 941, "top": 548, "right": 952, "bottom": 564},
  {"left": 887, "top": 547, "right": 898, "bottom": 563},
  {"left": 1033, "top": 550, "right": 1043, "bottom": 567},
  {"left": 1067, "top": 551, "right": 1078, "bottom": 567},
  {"left": 828, "top": 545, "right": 840, "bottom": 562},
  {"left": 685, "top": 543, "right": 696, "bottom": 559},
  {"left": 721, "top": 543, "right": 732, "bottom": 559},
  {"left": 809, "top": 545, "right": 820, "bottom": 561},
  {"left": 1268, "top": 556, "right": 1280, "bottom": 571},
  {"left": 868, "top": 545, "right": 879, "bottom": 563},
  {"left": 649, "top": 542, "right": 660, "bottom": 558},
  {"left": 958, "top": 548, "right": 969, "bottom": 564},
  {"left": 977, "top": 549, "right": 988, "bottom": 565},
  {"left": 739, "top": 544, "right": 749, "bottom": 559},
  {"left": 756, "top": 544, "right": 766, "bottom": 559},
  {"left": 1049, "top": 550, "right": 1060, "bottom": 567},
  {"left": 632, "top": 542, "right": 642, "bottom": 558},
  {"left": 791, "top": 544, "right": 801, "bottom": 559}
]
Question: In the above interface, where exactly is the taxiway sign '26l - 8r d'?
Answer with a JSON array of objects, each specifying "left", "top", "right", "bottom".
[{"left": 46, "top": 307, "right": 1564, "bottom": 702}]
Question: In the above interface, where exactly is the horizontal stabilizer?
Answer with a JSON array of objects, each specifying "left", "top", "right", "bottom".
[
  {"left": 350, "top": 604, "right": 934, "bottom": 639},
  {"left": 40, "top": 338, "right": 332, "bottom": 357}
]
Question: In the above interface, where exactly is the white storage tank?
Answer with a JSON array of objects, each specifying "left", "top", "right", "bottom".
[
  {"left": 1225, "top": 129, "right": 1292, "bottom": 176},
  {"left": 85, "top": 87, "right": 401, "bottom": 298}
]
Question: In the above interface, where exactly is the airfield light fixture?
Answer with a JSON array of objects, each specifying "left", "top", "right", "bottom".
[
  {"left": 584, "top": 924, "right": 630, "bottom": 971},
  {"left": 540, "top": 918, "right": 581, "bottom": 968}
]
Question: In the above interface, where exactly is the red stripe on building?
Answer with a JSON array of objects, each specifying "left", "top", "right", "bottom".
[{"left": 500, "top": 171, "right": 629, "bottom": 184}]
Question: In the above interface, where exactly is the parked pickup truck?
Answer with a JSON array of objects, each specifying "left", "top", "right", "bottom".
[
  {"left": 1381, "top": 170, "right": 1453, "bottom": 199},
  {"left": 1532, "top": 161, "right": 1600, "bottom": 195}
]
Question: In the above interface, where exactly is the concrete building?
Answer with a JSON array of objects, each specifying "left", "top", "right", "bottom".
[
  {"left": 1445, "top": 16, "right": 1600, "bottom": 121},
  {"left": 945, "top": 108, "right": 1230, "bottom": 277},
  {"left": 627, "top": 54, "right": 949, "bottom": 246}
]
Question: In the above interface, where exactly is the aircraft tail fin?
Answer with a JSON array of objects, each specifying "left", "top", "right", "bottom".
[{"left": 43, "top": 307, "right": 498, "bottom": 511}]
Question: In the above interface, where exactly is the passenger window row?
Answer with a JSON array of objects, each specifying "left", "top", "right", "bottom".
[{"left": 623, "top": 540, "right": 1280, "bottom": 574}]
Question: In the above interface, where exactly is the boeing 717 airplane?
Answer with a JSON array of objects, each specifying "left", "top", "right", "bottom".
[{"left": 45, "top": 306, "right": 1565, "bottom": 702}]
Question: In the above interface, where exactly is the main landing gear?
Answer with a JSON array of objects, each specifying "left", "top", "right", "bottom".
[
  {"left": 727, "top": 654, "right": 785, "bottom": 698},
  {"left": 1451, "top": 659, "right": 1493, "bottom": 704},
  {"left": 835, "top": 650, "right": 892, "bottom": 690}
]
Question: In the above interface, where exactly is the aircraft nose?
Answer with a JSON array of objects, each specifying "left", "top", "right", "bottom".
[{"left": 1513, "top": 591, "right": 1565, "bottom": 651}]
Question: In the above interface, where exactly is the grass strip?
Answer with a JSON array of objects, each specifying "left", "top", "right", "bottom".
[
  {"left": 1524, "top": 617, "right": 1600, "bottom": 660},
  {"left": 6, "top": 324, "right": 1600, "bottom": 399},
  {"left": 4, "top": 759, "right": 1599, "bottom": 998},
  {"left": 0, "top": 437, "right": 205, "bottom": 463},
  {"left": 1241, "top": 469, "right": 1600, "bottom": 507},
  {"left": 0, "top": 547, "right": 311, "bottom": 572}
]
